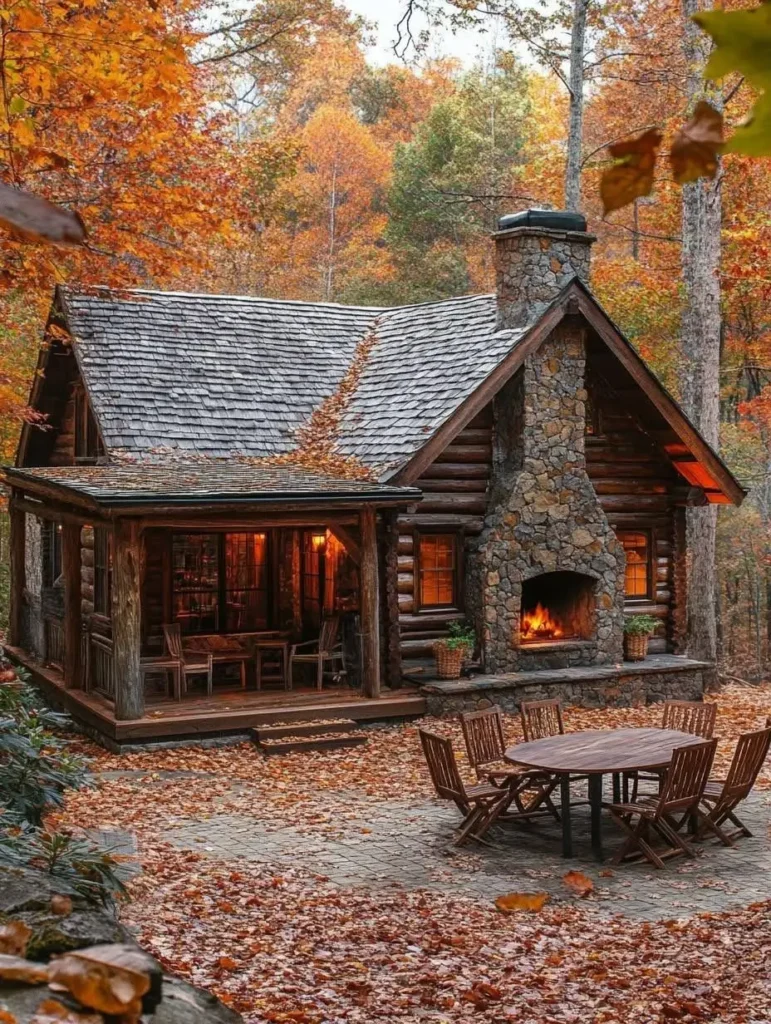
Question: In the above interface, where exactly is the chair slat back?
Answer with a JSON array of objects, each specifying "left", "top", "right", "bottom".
[
  {"left": 163, "top": 623, "right": 183, "bottom": 660},
  {"left": 320, "top": 616, "right": 340, "bottom": 653},
  {"left": 520, "top": 699, "right": 563, "bottom": 742},
  {"left": 658, "top": 739, "right": 716, "bottom": 816},
  {"left": 720, "top": 726, "right": 771, "bottom": 805},
  {"left": 460, "top": 707, "right": 506, "bottom": 775},
  {"left": 661, "top": 700, "right": 716, "bottom": 739},
  {"left": 418, "top": 729, "right": 468, "bottom": 809}
]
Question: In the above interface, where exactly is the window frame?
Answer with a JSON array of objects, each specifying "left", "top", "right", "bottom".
[
  {"left": 415, "top": 530, "right": 462, "bottom": 613},
  {"left": 93, "top": 527, "right": 113, "bottom": 617},
  {"left": 42, "top": 520, "right": 63, "bottom": 589},
  {"left": 617, "top": 527, "right": 653, "bottom": 601},
  {"left": 73, "top": 384, "right": 103, "bottom": 464},
  {"left": 170, "top": 531, "right": 272, "bottom": 635}
]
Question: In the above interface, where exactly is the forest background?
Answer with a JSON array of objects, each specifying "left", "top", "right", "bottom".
[{"left": 0, "top": 0, "right": 768, "bottom": 678}]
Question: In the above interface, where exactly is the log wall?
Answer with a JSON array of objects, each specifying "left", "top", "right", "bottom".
[{"left": 398, "top": 406, "right": 493, "bottom": 662}]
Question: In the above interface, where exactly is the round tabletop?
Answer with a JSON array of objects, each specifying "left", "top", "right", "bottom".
[{"left": 504, "top": 727, "right": 706, "bottom": 775}]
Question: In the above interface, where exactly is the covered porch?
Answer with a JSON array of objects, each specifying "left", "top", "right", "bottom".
[{"left": 4, "top": 463, "right": 422, "bottom": 739}]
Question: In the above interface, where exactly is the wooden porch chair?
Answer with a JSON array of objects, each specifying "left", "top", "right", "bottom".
[
  {"left": 627, "top": 700, "right": 717, "bottom": 800},
  {"left": 520, "top": 699, "right": 564, "bottom": 742},
  {"left": 696, "top": 724, "right": 771, "bottom": 846},
  {"left": 459, "top": 706, "right": 560, "bottom": 822},
  {"left": 418, "top": 728, "right": 508, "bottom": 846},
  {"left": 289, "top": 616, "right": 345, "bottom": 691},
  {"left": 610, "top": 738, "right": 717, "bottom": 869},
  {"left": 163, "top": 624, "right": 213, "bottom": 697}
]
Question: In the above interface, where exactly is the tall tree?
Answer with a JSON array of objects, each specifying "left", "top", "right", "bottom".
[{"left": 680, "top": 0, "right": 723, "bottom": 667}]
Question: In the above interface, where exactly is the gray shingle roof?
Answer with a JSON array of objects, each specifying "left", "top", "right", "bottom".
[
  {"left": 59, "top": 286, "right": 526, "bottom": 477},
  {"left": 5, "top": 464, "right": 422, "bottom": 508}
]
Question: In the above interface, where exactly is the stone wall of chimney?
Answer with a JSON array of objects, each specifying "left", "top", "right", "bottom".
[
  {"left": 470, "top": 323, "right": 626, "bottom": 674},
  {"left": 495, "top": 226, "right": 595, "bottom": 330}
]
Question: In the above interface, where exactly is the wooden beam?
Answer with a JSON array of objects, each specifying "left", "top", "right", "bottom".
[
  {"left": 112, "top": 518, "right": 143, "bottom": 720},
  {"left": 12, "top": 495, "right": 109, "bottom": 528},
  {"left": 382, "top": 511, "right": 402, "bottom": 689},
  {"left": 62, "top": 523, "right": 82, "bottom": 689},
  {"left": 327, "top": 523, "right": 361, "bottom": 565},
  {"left": 359, "top": 507, "right": 381, "bottom": 699},
  {"left": 8, "top": 495, "right": 26, "bottom": 648},
  {"left": 139, "top": 513, "right": 361, "bottom": 530}
]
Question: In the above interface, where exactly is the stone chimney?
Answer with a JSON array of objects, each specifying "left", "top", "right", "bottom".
[{"left": 494, "top": 209, "right": 596, "bottom": 330}]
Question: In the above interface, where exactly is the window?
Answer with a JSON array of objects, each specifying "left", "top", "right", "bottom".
[
  {"left": 171, "top": 533, "right": 270, "bottom": 635},
  {"left": 93, "top": 528, "right": 112, "bottom": 616},
  {"left": 302, "top": 531, "right": 325, "bottom": 632},
  {"left": 172, "top": 534, "right": 221, "bottom": 634},
  {"left": 42, "top": 520, "right": 62, "bottom": 588},
  {"left": 74, "top": 385, "right": 103, "bottom": 463},
  {"left": 224, "top": 532, "right": 268, "bottom": 632},
  {"left": 418, "top": 533, "right": 458, "bottom": 609},
  {"left": 618, "top": 530, "right": 650, "bottom": 598}
]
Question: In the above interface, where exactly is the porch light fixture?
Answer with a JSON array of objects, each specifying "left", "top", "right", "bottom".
[{"left": 312, "top": 532, "right": 327, "bottom": 553}]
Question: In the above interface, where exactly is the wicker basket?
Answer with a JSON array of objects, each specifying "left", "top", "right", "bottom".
[
  {"left": 624, "top": 633, "right": 649, "bottom": 662},
  {"left": 434, "top": 642, "right": 469, "bottom": 680}
]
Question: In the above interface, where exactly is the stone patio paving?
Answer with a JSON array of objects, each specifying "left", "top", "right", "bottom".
[{"left": 120, "top": 770, "right": 771, "bottom": 922}]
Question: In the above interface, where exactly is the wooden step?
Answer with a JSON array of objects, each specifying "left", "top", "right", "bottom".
[
  {"left": 254, "top": 729, "right": 369, "bottom": 755},
  {"left": 252, "top": 718, "right": 358, "bottom": 742}
]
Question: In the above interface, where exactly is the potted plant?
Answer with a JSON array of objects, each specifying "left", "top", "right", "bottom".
[
  {"left": 434, "top": 622, "right": 476, "bottom": 680},
  {"left": 623, "top": 614, "right": 659, "bottom": 661}
]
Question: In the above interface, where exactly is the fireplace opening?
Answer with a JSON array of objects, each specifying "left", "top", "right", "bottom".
[{"left": 520, "top": 571, "right": 596, "bottom": 644}]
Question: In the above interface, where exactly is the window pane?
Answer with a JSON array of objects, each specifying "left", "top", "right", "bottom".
[
  {"left": 93, "top": 528, "right": 112, "bottom": 616},
  {"left": 224, "top": 533, "right": 268, "bottom": 632},
  {"left": 619, "top": 531, "right": 649, "bottom": 598},
  {"left": 172, "top": 534, "right": 219, "bottom": 634},
  {"left": 419, "top": 534, "right": 456, "bottom": 608}
]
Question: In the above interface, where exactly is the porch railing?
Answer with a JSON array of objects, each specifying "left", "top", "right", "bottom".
[
  {"left": 43, "top": 616, "right": 64, "bottom": 670},
  {"left": 89, "top": 633, "right": 115, "bottom": 701}
]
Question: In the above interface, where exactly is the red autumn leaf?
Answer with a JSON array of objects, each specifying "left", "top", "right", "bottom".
[
  {"left": 670, "top": 101, "right": 724, "bottom": 184},
  {"left": 494, "top": 891, "right": 549, "bottom": 913},
  {"left": 600, "top": 128, "right": 663, "bottom": 214},
  {"left": 563, "top": 870, "right": 595, "bottom": 897}
]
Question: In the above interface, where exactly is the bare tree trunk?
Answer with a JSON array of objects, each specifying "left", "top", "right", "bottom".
[
  {"left": 564, "top": 0, "right": 589, "bottom": 212},
  {"left": 681, "top": 0, "right": 722, "bottom": 671}
]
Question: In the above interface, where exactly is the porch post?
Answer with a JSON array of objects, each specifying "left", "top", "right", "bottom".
[
  {"left": 382, "top": 510, "right": 402, "bottom": 689},
  {"left": 62, "top": 523, "right": 82, "bottom": 688},
  {"left": 359, "top": 506, "right": 381, "bottom": 698},
  {"left": 112, "top": 517, "right": 144, "bottom": 720},
  {"left": 8, "top": 492, "right": 25, "bottom": 648}
]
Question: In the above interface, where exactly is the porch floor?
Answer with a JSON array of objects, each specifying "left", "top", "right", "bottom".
[{"left": 5, "top": 646, "right": 426, "bottom": 745}]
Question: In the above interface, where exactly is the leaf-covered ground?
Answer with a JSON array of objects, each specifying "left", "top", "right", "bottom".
[{"left": 55, "top": 686, "right": 771, "bottom": 1023}]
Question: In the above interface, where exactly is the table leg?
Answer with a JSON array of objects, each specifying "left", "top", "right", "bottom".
[
  {"left": 560, "top": 774, "right": 573, "bottom": 858},
  {"left": 589, "top": 774, "right": 604, "bottom": 862},
  {"left": 612, "top": 772, "right": 621, "bottom": 804}
]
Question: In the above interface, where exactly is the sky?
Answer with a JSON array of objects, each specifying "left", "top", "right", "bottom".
[{"left": 343, "top": 0, "right": 497, "bottom": 66}]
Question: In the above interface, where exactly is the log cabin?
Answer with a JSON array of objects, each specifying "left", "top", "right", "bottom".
[{"left": 2, "top": 210, "right": 745, "bottom": 745}]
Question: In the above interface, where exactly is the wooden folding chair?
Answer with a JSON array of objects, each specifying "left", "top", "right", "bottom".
[
  {"left": 520, "top": 699, "right": 564, "bottom": 742},
  {"left": 626, "top": 699, "right": 717, "bottom": 800},
  {"left": 662, "top": 700, "right": 716, "bottom": 738},
  {"left": 459, "top": 706, "right": 560, "bottom": 822},
  {"left": 418, "top": 728, "right": 508, "bottom": 846},
  {"left": 697, "top": 724, "right": 771, "bottom": 846},
  {"left": 610, "top": 738, "right": 717, "bottom": 869}
]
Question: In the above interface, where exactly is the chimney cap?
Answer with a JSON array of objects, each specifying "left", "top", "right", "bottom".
[{"left": 497, "top": 209, "right": 587, "bottom": 233}]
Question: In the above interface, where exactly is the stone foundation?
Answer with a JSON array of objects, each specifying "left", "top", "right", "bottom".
[{"left": 421, "top": 655, "right": 709, "bottom": 715}]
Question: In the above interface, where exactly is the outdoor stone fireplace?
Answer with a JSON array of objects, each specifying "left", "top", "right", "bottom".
[{"left": 469, "top": 211, "right": 626, "bottom": 674}]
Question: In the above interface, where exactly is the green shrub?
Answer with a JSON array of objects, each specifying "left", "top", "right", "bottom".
[
  {"left": 0, "top": 825, "right": 126, "bottom": 907},
  {"left": 623, "top": 614, "right": 659, "bottom": 637},
  {"left": 441, "top": 621, "right": 476, "bottom": 651}
]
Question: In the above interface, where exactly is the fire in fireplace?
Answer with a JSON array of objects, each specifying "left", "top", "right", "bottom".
[
  {"left": 520, "top": 571, "right": 596, "bottom": 645},
  {"left": 521, "top": 602, "right": 564, "bottom": 641}
]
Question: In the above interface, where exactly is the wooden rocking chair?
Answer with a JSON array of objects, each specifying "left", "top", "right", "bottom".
[
  {"left": 610, "top": 738, "right": 717, "bottom": 869},
  {"left": 459, "top": 706, "right": 560, "bottom": 822},
  {"left": 696, "top": 723, "right": 771, "bottom": 846},
  {"left": 418, "top": 728, "right": 508, "bottom": 846},
  {"left": 163, "top": 624, "right": 213, "bottom": 697},
  {"left": 289, "top": 616, "right": 345, "bottom": 691}
]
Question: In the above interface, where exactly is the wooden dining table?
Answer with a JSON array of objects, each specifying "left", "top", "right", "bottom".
[{"left": 504, "top": 727, "right": 707, "bottom": 861}]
